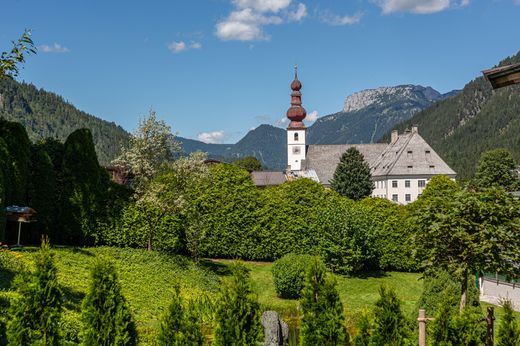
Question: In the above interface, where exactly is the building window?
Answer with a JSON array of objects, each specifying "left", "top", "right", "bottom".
[
  {"left": 425, "top": 150, "right": 431, "bottom": 154},
  {"left": 405, "top": 194, "right": 411, "bottom": 202},
  {"left": 405, "top": 180, "right": 410, "bottom": 188},
  {"left": 429, "top": 165, "right": 435, "bottom": 170},
  {"left": 392, "top": 180, "right": 398, "bottom": 188},
  {"left": 407, "top": 150, "right": 413, "bottom": 158},
  {"left": 392, "top": 194, "right": 398, "bottom": 202},
  {"left": 294, "top": 133, "right": 299, "bottom": 141},
  {"left": 292, "top": 146, "right": 301, "bottom": 154},
  {"left": 418, "top": 180, "right": 426, "bottom": 188}
]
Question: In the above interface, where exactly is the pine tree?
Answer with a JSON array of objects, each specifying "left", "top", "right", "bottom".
[
  {"left": 213, "top": 263, "right": 263, "bottom": 346},
  {"left": 157, "top": 283, "right": 203, "bottom": 346},
  {"left": 497, "top": 300, "right": 520, "bottom": 346},
  {"left": 80, "top": 257, "right": 137, "bottom": 346},
  {"left": 6, "top": 238, "right": 62, "bottom": 345},
  {"left": 299, "top": 257, "right": 349, "bottom": 346},
  {"left": 429, "top": 291, "right": 459, "bottom": 345},
  {"left": 331, "top": 147, "right": 373, "bottom": 200},
  {"left": 371, "top": 285, "right": 411, "bottom": 346}
]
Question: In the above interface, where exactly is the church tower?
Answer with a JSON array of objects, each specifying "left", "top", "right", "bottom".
[{"left": 286, "top": 66, "right": 307, "bottom": 171}]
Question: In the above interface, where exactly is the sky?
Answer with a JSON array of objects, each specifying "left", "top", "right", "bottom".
[{"left": 2, "top": 0, "right": 520, "bottom": 144}]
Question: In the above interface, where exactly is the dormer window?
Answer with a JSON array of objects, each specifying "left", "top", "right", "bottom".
[{"left": 294, "top": 133, "right": 299, "bottom": 141}]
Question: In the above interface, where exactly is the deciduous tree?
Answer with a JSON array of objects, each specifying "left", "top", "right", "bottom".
[
  {"left": 0, "top": 30, "right": 36, "bottom": 78},
  {"left": 474, "top": 148, "right": 518, "bottom": 191}
]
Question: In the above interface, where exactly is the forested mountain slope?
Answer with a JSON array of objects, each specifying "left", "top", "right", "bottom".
[
  {"left": 0, "top": 77, "right": 129, "bottom": 165},
  {"left": 387, "top": 51, "right": 520, "bottom": 179}
]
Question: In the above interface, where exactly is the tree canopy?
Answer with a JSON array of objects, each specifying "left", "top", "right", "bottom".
[
  {"left": 331, "top": 147, "right": 373, "bottom": 200},
  {"left": 474, "top": 148, "right": 518, "bottom": 191}
]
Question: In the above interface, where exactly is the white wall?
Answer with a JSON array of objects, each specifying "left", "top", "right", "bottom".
[
  {"left": 372, "top": 177, "right": 429, "bottom": 205},
  {"left": 287, "top": 129, "right": 306, "bottom": 171}
]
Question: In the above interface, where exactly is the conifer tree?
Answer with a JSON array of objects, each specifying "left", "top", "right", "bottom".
[
  {"left": 299, "top": 257, "right": 349, "bottom": 346},
  {"left": 353, "top": 309, "right": 372, "bottom": 346},
  {"left": 213, "top": 263, "right": 263, "bottom": 346},
  {"left": 7, "top": 238, "right": 62, "bottom": 345},
  {"left": 370, "top": 285, "right": 411, "bottom": 346},
  {"left": 157, "top": 283, "right": 203, "bottom": 346},
  {"left": 331, "top": 147, "right": 373, "bottom": 200},
  {"left": 497, "top": 300, "right": 520, "bottom": 346},
  {"left": 80, "top": 257, "right": 137, "bottom": 346},
  {"left": 429, "top": 291, "right": 459, "bottom": 345}
]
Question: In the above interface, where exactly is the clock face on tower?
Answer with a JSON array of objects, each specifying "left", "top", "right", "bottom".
[{"left": 293, "top": 146, "right": 301, "bottom": 154}]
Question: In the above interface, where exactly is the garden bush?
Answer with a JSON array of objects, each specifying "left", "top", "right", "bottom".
[{"left": 271, "top": 253, "right": 313, "bottom": 299}]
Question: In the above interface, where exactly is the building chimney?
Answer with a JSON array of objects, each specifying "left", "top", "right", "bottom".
[
  {"left": 391, "top": 130, "right": 398, "bottom": 143},
  {"left": 412, "top": 126, "right": 418, "bottom": 134}
]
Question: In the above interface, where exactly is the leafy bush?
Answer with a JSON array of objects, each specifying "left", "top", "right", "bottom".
[
  {"left": 317, "top": 196, "right": 377, "bottom": 274},
  {"left": 271, "top": 253, "right": 313, "bottom": 299}
]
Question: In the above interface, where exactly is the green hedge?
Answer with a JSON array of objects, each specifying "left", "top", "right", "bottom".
[{"left": 272, "top": 253, "right": 313, "bottom": 299}]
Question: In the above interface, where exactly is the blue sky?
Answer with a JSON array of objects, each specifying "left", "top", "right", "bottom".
[{"left": 2, "top": 0, "right": 520, "bottom": 143}]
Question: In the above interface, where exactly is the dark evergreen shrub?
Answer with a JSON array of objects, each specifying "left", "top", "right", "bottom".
[
  {"left": 7, "top": 238, "right": 63, "bottom": 345},
  {"left": 271, "top": 253, "right": 313, "bottom": 299},
  {"left": 80, "top": 257, "right": 137, "bottom": 346},
  {"left": 213, "top": 263, "right": 263, "bottom": 345},
  {"left": 299, "top": 257, "right": 349, "bottom": 346},
  {"left": 330, "top": 147, "right": 373, "bottom": 200},
  {"left": 0, "top": 119, "right": 31, "bottom": 205}
]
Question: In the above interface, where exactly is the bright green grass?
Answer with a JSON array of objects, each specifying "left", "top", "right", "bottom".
[{"left": 2, "top": 248, "right": 518, "bottom": 345}]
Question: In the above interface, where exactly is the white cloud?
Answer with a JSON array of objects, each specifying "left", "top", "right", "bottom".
[
  {"left": 288, "top": 3, "right": 307, "bottom": 21},
  {"left": 232, "top": 0, "right": 292, "bottom": 13},
  {"left": 197, "top": 130, "right": 228, "bottom": 144},
  {"left": 307, "top": 110, "right": 319, "bottom": 122},
  {"left": 275, "top": 117, "right": 289, "bottom": 127},
  {"left": 377, "top": 0, "right": 465, "bottom": 14},
  {"left": 216, "top": 0, "right": 305, "bottom": 41},
  {"left": 168, "top": 41, "right": 202, "bottom": 53},
  {"left": 38, "top": 43, "right": 70, "bottom": 53},
  {"left": 320, "top": 11, "right": 363, "bottom": 26}
]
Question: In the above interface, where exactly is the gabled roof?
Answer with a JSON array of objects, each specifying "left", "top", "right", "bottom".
[
  {"left": 250, "top": 171, "right": 287, "bottom": 187},
  {"left": 304, "top": 129, "right": 456, "bottom": 184},
  {"left": 305, "top": 143, "right": 387, "bottom": 185},
  {"left": 371, "top": 129, "right": 456, "bottom": 177}
]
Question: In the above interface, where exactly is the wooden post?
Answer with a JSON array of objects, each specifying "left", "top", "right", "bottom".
[
  {"left": 418, "top": 309, "right": 427, "bottom": 346},
  {"left": 16, "top": 221, "right": 22, "bottom": 246},
  {"left": 486, "top": 306, "right": 494, "bottom": 346}
]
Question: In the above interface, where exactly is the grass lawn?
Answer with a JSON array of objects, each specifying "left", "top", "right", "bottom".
[{"left": 1, "top": 247, "right": 518, "bottom": 345}]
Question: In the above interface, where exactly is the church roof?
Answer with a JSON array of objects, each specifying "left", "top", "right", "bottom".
[
  {"left": 305, "top": 143, "right": 387, "bottom": 185},
  {"left": 305, "top": 128, "right": 456, "bottom": 185}
]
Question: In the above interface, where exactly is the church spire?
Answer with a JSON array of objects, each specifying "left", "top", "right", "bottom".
[{"left": 286, "top": 66, "right": 306, "bottom": 128}]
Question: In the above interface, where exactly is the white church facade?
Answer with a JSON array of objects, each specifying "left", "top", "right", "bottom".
[{"left": 252, "top": 69, "right": 457, "bottom": 204}]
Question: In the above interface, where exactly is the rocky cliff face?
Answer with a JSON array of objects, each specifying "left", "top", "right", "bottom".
[{"left": 343, "top": 85, "right": 442, "bottom": 113}]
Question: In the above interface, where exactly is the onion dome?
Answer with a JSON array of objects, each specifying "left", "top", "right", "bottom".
[{"left": 286, "top": 66, "right": 306, "bottom": 128}]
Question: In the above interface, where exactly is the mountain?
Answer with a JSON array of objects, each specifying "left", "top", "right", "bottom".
[
  {"left": 178, "top": 85, "right": 460, "bottom": 170},
  {"left": 0, "top": 77, "right": 129, "bottom": 165},
  {"left": 385, "top": 50, "right": 520, "bottom": 180},
  {"left": 307, "top": 85, "right": 459, "bottom": 145}
]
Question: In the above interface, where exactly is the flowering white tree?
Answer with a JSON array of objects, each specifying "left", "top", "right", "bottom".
[{"left": 113, "top": 110, "right": 181, "bottom": 194}]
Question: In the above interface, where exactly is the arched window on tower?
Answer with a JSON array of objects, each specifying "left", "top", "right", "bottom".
[{"left": 294, "top": 133, "right": 299, "bottom": 141}]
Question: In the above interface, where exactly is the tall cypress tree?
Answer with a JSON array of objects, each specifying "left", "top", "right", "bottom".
[
  {"left": 370, "top": 285, "right": 411, "bottom": 346},
  {"left": 6, "top": 238, "right": 63, "bottom": 345},
  {"left": 60, "top": 128, "right": 108, "bottom": 245},
  {"left": 331, "top": 147, "right": 373, "bottom": 200},
  {"left": 299, "top": 257, "right": 349, "bottom": 346},
  {"left": 213, "top": 263, "right": 262, "bottom": 346},
  {"left": 28, "top": 145, "right": 57, "bottom": 238},
  {"left": 80, "top": 257, "right": 137, "bottom": 346},
  {"left": 0, "top": 119, "right": 31, "bottom": 205},
  {"left": 157, "top": 283, "right": 203, "bottom": 346},
  {"left": 497, "top": 300, "right": 520, "bottom": 346}
]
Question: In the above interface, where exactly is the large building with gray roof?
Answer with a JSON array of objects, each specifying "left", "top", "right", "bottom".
[{"left": 252, "top": 70, "right": 456, "bottom": 204}]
